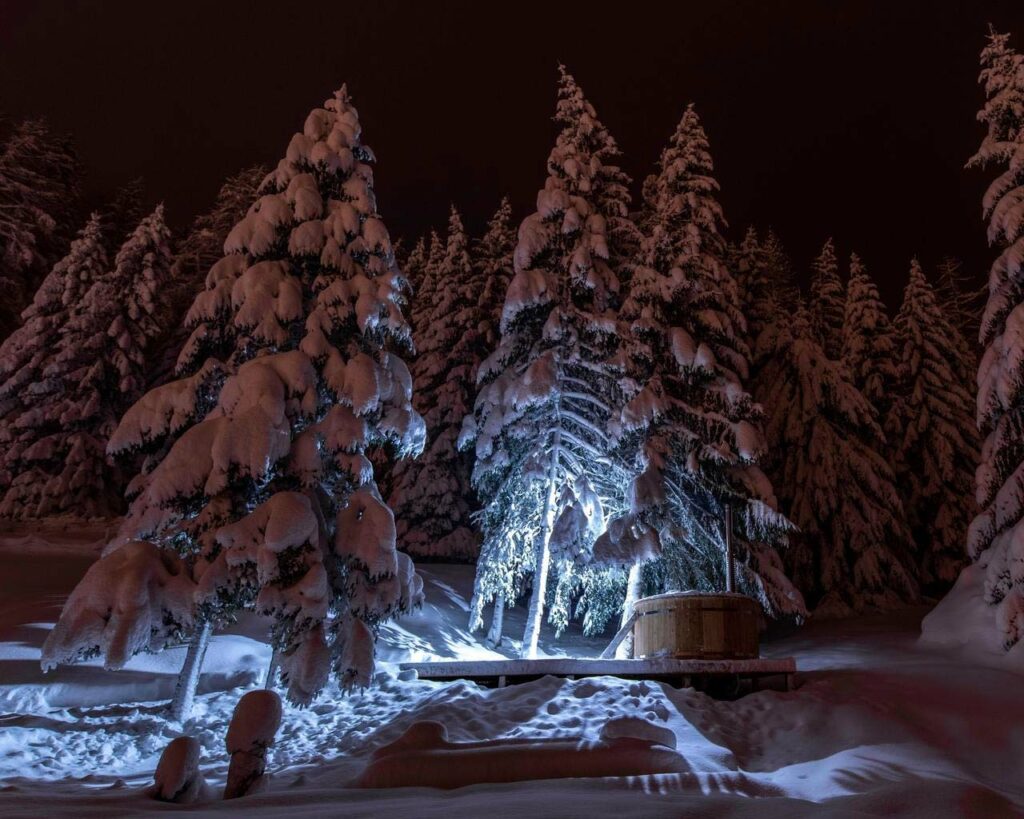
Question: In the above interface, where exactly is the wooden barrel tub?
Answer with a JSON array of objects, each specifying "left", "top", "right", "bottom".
[{"left": 632, "top": 592, "right": 760, "bottom": 660}]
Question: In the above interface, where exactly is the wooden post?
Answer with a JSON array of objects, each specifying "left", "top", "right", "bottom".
[{"left": 724, "top": 504, "right": 735, "bottom": 593}]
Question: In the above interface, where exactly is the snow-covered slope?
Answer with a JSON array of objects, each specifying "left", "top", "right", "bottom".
[{"left": 0, "top": 525, "right": 1022, "bottom": 817}]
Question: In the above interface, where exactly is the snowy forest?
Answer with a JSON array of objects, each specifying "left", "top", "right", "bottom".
[{"left": 2, "top": 8, "right": 1024, "bottom": 817}]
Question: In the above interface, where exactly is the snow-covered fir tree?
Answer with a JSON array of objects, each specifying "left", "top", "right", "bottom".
[
  {"left": 809, "top": 238, "right": 845, "bottom": 359},
  {"left": 615, "top": 105, "right": 804, "bottom": 628},
  {"left": 390, "top": 207, "right": 485, "bottom": 558},
  {"left": 0, "top": 214, "right": 109, "bottom": 516},
  {"left": 0, "top": 118, "right": 81, "bottom": 337},
  {"left": 840, "top": 253, "right": 900, "bottom": 421},
  {"left": 150, "top": 165, "right": 266, "bottom": 385},
  {"left": 889, "top": 259, "right": 978, "bottom": 590},
  {"left": 968, "top": 28, "right": 1024, "bottom": 647},
  {"left": 98, "top": 177, "right": 145, "bottom": 257},
  {"left": 757, "top": 303, "right": 917, "bottom": 615},
  {"left": 166, "top": 165, "right": 266, "bottom": 320},
  {"left": 730, "top": 228, "right": 770, "bottom": 353},
  {"left": 461, "top": 67, "right": 637, "bottom": 657},
  {"left": 474, "top": 197, "right": 516, "bottom": 324},
  {"left": 0, "top": 206, "right": 172, "bottom": 518},
  {"left": 400, "top": 236, "right": 427, "bottom": 298},
  {"left": 94, "top": 88, "right": 424, "bottom": 710}
]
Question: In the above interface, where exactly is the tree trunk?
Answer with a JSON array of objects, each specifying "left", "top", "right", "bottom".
[
  {"left": 615, "top": 560, "right": 643, "bottom": 659},
  {"left": 486, "top": 593, "right": 505, "bottom": 648},
  {"left": 521, "top": 442, "right": 560, "bottom": 659},
  {"left": 169, "top": 620, "right": 211, "bottom": 722},
  {"left": 264, "top": 647, "right": 279, "bottom": 690}
]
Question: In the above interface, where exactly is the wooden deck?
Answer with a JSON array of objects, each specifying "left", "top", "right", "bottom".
[{"left": 398, "top": 657, "right": 796, "bottom": 697}]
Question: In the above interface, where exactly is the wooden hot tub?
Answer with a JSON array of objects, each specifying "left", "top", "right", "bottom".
[{"left": 632, "top": 592, "right": 759, "bottom": 660}]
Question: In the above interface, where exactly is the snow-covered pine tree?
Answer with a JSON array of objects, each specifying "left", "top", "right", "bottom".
[
  {"left": 98, "top": 177, "right": 146, "bottom": 257},
  {"left": 390, "top": 207, "right": 485, "bottom": 558},
  {"left": 166, "top": 165, "right": 267, "bottom": 321},
  {"left": 0, "top": 118, "right": 81, "bottom": 337},
  {"left": 401, "top": 236, "right": 427, "bottom": 297},
  {"left": 809, "top": 238, "right": 845, "bottom": 359},
  {"left": 615, "top": 105, "right": 804, "bottom": 628},
  {"left": 841, "top": 253, "right": 900, "bottom": 421},
  {"left": 0, "top": 214, "right": 109, "bottom": 516},
  {"left": 730, "top": 227, "right": 785, "bottom": 364},
  {"left": 474, "top": 197, "right": 516, "bottom": 326},
  {"left": 967, "top": 29, "right": 1024, "bottom": 648},
  {"left": 757, "top": 303, "right": 918, "bottom": 615},
  {"left": 101, "top": 87, "right": 425, "bottom": 709},
  {"left": 889, "top": 259, "right": 978, "bottom": 590},
  {"left": 461, "top": 67, "right": 636, "bottom": 658},
  {"left": 0, "top": 206, "right": 173, "bottom": 518},
  {"left": 150, "top": 165, "right": 267, "bottom": 385}
]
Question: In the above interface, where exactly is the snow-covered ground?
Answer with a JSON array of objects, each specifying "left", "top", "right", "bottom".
[{"left": 0, "top": 525, "right": 1022, "bottom": 817}]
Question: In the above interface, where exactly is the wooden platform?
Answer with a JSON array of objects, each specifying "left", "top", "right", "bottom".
[{"left": 398, "top": 657, "right": 796, "bottom": 697}]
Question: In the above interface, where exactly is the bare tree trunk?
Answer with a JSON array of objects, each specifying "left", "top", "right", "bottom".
[
  {"left": 486, "top": 593, "right": 505, "bottom": 648},
  {"left": 521, "top": 441, "right": 560, "bottom": 659},
  {"left": 615, "top": 560, "right": 643, "bottom": 659},
  {"left": 169, "top": 620, "right": 211, "bottom": 722}
]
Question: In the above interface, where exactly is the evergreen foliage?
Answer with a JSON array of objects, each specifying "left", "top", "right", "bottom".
[
  {"left": 0, "top": 118, "right": 81, "bottom": 337},
  {"left": 890, "top": 259, "right": 978, "bottom": 589},
  {"left": 461, "top": 67, "right": 636, "bottom": 657},
  {"left": 968, "top": 29, "right": 1024, "bottom": 647},
  {"left": 840, "top": 253, "right": 900, "bottom": 419},
  {"left": 615, "top": 105, "right": 803, "bottom": 621},
  {"left": 809, "top": 238, "right": 845, "bottom": 359},
  {"left": 758, "top": 304, "right": 918, "bottom": 615},
  {"left": 101, "top": 88, "right": 425, "bottom": 704}
]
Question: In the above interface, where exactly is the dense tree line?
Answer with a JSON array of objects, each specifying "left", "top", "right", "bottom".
[{"left": 1, "top": 28, "right": 1009, "bottom": 708}]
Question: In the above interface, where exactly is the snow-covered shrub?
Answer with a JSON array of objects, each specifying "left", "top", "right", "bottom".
[
  {"left": 152, "top": 736, "right": 208, "bottom": 803},
  {"left": 42, "top": 540, "right": 196, "bottom": 671},
  {"left": 224, "top": 689, "right": 282, "bottom": 799},
  {"left": 106, "top": 87, "right": 424, "bottom": 705}
]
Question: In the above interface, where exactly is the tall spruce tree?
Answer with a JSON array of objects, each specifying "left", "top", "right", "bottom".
[
  {"left": 150, "top": 166, "right": 267, "bottom": 386},
  {"left": 890, "top": 259, "right": 978, "bottom": 589},
  {"left": 390, "top": 207, "right": 485, "bottom": 558},
  {"left": 98, "top": 178, "right": 146, "bottom": 257},
  {"left": 0, "top": 207, "right": 172, "bottom": 518},
  {"left": 758, "top": 304, "right": 917, "bottom": 615},
  {"left": 809, "top": 238, "right": 845, "bottom": 359},
  {"left": 731, "top": 227, "right": 772, "bottom": 357},
  {"left": 0, "top": 118, "right": 81, "bottom": 337},
  {"left": 51, "top": 87, "right": 426, "bottom": 714},
  {"left": 401, "top": 236, "right": 427, "bottom": 298},
  {"left": 841, "top": 253, "right": 900, "bottom": 420},
  {"left": 968, "top": 28, "right": 1024, "bottom": 647},
  {"left": 615, "top": 105, "right": 804, "bottom": 627},
  {"left": 0, "top": 214, "right": 109, "bottom": 516},
  {"left": 461, "top": 67, "right": 636, "bottom": 657},
  {"left": 474, "top": 197, "right": 516, "bottom": 327}
]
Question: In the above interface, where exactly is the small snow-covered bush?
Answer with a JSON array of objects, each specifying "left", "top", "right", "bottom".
[{"left": 42, "top": 540, "right": 196, "bottom": 671}]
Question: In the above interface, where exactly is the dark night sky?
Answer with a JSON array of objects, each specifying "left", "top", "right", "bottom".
[{"left": 3, "top": 0, "right": 1024, "bottom": 307}]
